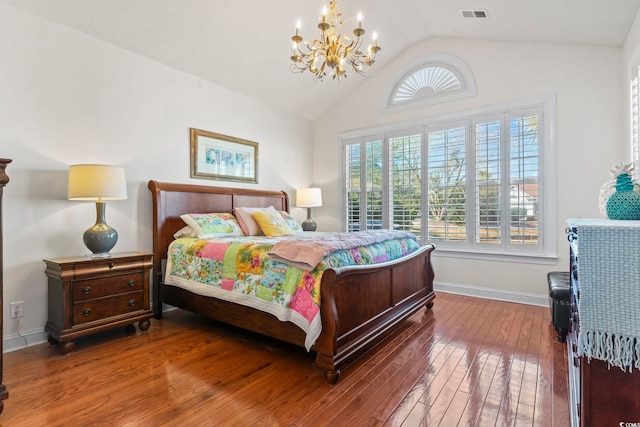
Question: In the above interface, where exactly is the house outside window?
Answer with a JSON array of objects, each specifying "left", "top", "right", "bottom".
[{"left": 342, "top": 97, "right": 556, "bottom": 260}]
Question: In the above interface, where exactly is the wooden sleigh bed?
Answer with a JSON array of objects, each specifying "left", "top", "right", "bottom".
[{"left": 148, "top": 180, "right": 435, "bottom": 384}]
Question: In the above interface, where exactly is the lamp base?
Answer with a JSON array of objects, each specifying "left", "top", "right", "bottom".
[
  {"left": 83, "top": 201, "right": 118, "bottom": 255},
  {"left": 301, "top": 218, "right": 317, "bottom": 232},
  {"left": 83, "top": 223, "right": 118, "bottom": 255},
  {"left": 86, "top": 251, "right": 114, "bottom": 259},
  {"left": 302, "top": 207, "right": 317, "bottom": 232}
]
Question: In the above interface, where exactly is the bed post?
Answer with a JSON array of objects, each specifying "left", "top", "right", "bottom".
[{"left": 148, "top": 180, "right": 164, "bottom": 319}]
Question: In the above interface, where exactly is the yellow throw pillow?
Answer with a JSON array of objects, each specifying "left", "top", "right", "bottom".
[
  {"left": 233, "top": 206, "right": 277, "bottom": 236},
  {"left": 252, "top": 210, "right": 295, "bottom": 236}
]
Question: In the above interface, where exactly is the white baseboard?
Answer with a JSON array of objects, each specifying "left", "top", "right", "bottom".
[
  {"left": 2, "top": 306, "right": 174, "bottom": 353},
  {"left": 3, "top": 328, "right": 48, "bottom": 353},
  {"left": 434, "top": 281, "right": 550, "bottom": 307}
]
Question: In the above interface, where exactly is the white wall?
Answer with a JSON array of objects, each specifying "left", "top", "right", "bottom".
[
  {"left": 0, "top": 3, "right": 313, "bottom": 348},
  {"left": 312, "top": 37, "right": 627, "bottom": 301}
]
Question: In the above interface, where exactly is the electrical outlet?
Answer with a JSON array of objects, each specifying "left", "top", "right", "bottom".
[{"left": 10, "top": 301, "right": 23, "bottom": 319}]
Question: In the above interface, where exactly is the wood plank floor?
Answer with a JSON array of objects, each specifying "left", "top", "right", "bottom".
[{"left": 0, "top": 292, "right": 569, "bottom": 426}]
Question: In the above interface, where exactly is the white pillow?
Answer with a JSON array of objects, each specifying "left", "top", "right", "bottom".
[{"left": 173, "top": 226, "right": 198, "bottom": 239}]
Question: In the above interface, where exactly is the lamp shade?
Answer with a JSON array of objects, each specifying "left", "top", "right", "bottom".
[
  {"left": 296, "top": 187, "right": 322, "bottom": 207},
  {"left": 68, "top": 164, "right": 127, "bottom": 201}
]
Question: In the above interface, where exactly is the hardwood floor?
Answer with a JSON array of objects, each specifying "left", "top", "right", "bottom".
[{"left": 0, "top": 292, "right": 569, "bottom": 426}]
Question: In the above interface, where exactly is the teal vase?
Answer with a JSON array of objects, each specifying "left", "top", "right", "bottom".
[{"left": 606, "top": 173, "right": 640, "bottom": 220}]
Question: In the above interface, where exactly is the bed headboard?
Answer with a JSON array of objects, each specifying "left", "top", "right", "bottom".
[{"left": 147, "top": 180, "right": 289, "bottom": 309}]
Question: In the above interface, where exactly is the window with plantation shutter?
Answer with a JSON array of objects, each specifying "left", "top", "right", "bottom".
[
  {"left": 344, "top": 136, "right": 384, "bottom": 232},
  {"left": 471, "top": 110, "right": 541, "bottom": 252},
  {"left": 365, "top": 139, "right": 384, "bottom": 230},
  {"left": 508, "top": 109, "right": 540, "bottom": 248},
  {"left": 475, "top": 118, "right": 502, "bottom": 246},
  {"left": 389, "top": 131, "right": 422, "bottom": 238},
  {"left": 427, "top": 124, "right": 467, "bottom": 243},
  {"left": 632, "top": 65, "right": 639, "bottom": 173},
  {"left": 345, "top": 143, "right": 361, "bottom": 232},
  {"left": 342, "top": 96, "right": 554, "bottom": 260}
]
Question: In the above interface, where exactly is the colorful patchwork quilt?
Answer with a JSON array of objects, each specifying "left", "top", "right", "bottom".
[{"left": 164, "top": 231, "right": 419, "bottom": 350}]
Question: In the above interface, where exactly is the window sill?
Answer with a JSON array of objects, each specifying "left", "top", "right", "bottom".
[{"left": 431, "top": 248, "right": 558, "bottom": 265}]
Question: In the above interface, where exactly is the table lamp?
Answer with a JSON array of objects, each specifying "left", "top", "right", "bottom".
[
  {"left": 296, "top": 187, "right": 322, "bottom": 231},
  {"left": 68, "top": 164, "right": 127, "bottom": 256}
]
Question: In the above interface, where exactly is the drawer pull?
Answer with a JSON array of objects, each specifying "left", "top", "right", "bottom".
[
  {"left": 82, "top": 309, "right": 91, "bottom": 317},
  {"left": 109, "top": 262, "right": 114, "bottom": 269},
  {"left": 82, "top": 286, "right": 91, "bottom": 295},
  {"left": 128, "top": 279, "right": 136, "bottom": 287},
  {"left": 128, "top": 299, "right": 136, "bottom": 307}
]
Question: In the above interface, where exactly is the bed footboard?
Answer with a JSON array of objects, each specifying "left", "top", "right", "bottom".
[{"left": 313, "top": 244, "right": 435, "bottom": 384}]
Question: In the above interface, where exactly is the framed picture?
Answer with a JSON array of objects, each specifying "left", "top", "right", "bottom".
[{"left": 190, "top": 128, "right": 258, "bottom": 183}]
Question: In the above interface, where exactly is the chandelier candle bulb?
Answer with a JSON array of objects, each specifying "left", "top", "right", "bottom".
[
  {"left": 292, "top": 18, "right": 303, "bottom": 45},
  {"left": 371, "top": 32, "right": 380, "bottom": 53}
]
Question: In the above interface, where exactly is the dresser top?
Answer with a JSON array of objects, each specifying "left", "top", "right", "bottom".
[
  {"left": 44, "top": 251, "right": 153, "bottom": 265},
  {"left": 567, "top": 217, "right": 640, "bottom": 228}
]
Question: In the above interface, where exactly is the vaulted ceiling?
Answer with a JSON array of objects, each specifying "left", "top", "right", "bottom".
[{"left": 4, "top": 0, "right": 640, "bottom": 120}]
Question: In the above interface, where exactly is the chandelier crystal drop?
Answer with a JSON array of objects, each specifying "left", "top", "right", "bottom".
[{"left": 290, "top": 1, "right": 381, "bottom": 82}]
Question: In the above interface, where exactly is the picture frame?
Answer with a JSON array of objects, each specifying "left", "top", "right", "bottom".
[{"left": 190, "top": 128, "right": 258, "bottom": 183}]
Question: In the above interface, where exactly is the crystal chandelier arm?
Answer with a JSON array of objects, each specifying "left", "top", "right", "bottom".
[{"left": 336, "top": 33, "right": 359, "bottom": 52}]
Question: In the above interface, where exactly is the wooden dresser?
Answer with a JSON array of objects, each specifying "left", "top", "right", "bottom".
[
  {"left": 566, "top": 219, "right": 640, "bottom": 427},
  {"left": 44, "top": 252, "right": 153, "bottom": 353},
  {"left": 0, "top": 159, "right": 11, "bottom": 412}
]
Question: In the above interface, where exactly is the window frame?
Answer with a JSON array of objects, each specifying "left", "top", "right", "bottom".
[
  {"left": 631, "top": 64, "right": 639, "bottom": 173},
  {"left": 385, "top": 54, "right": 477, "bottom": 113},
  {"left": 341, "top": 95, "right": 557, "bottom": 264}
]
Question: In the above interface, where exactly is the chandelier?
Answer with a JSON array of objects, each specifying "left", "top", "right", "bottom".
[{"left": 290, "top": 1, "right": 381, "bottom": 82}]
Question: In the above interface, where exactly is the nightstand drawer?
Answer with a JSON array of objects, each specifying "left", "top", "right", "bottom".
[
  {"left": 73, "top": 292, "right": 143, "bottom": 325},
  {"left": 73, "top": 272, "right": 144, "bottom": 301}
]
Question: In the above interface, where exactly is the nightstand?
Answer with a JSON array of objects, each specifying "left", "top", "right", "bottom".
[{"left": 44, "top": 252, "right": 153, "bottom": 353}]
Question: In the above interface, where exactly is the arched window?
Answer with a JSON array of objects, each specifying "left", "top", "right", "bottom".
[{"left": 387, "top": 54, "right": 476, "bottom": 112}]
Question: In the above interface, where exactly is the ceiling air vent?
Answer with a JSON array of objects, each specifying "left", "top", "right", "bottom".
[{"left": 461, "top": 10, "right": 488, "bottom": 19}]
